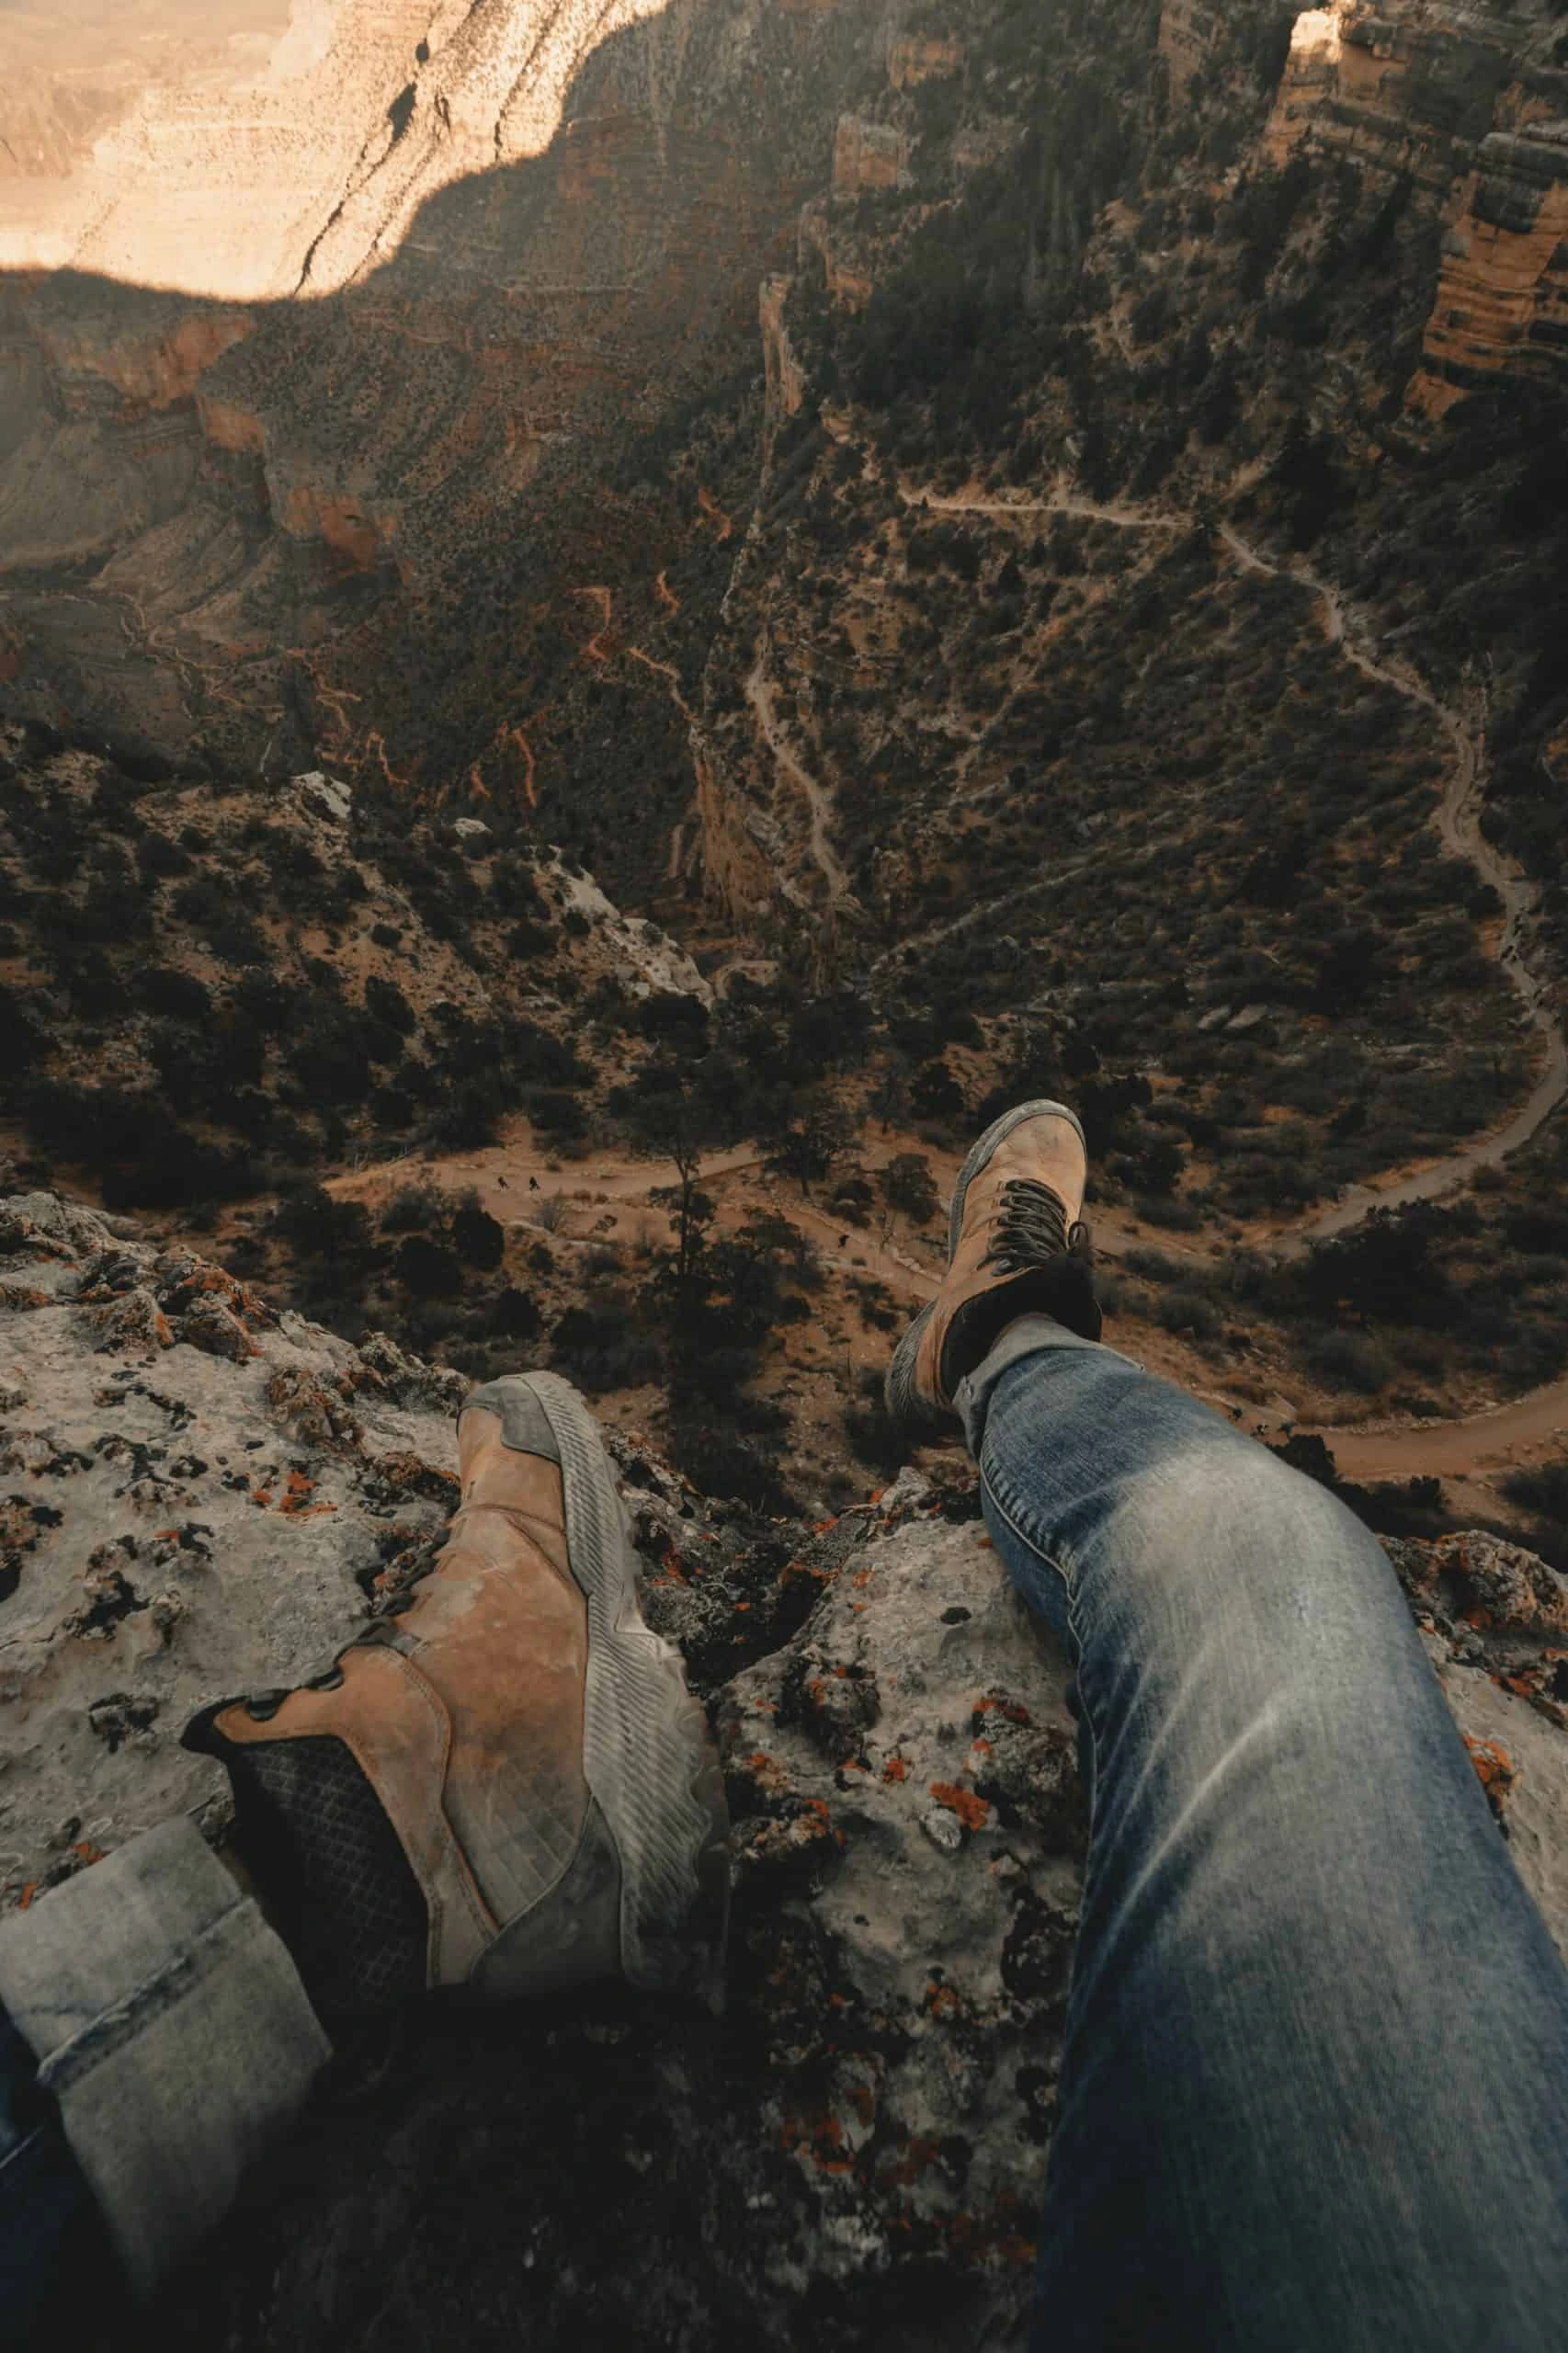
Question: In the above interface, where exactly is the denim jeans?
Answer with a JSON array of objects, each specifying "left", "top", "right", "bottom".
[
  {"left": 0, "top": 2003, "right": 119, "bottom": 2339},
  {"left": 0, "top": 1816, "right": 329, "bottom": 2307},
  {"left": 960, "top": 1319, "right": 1568, "bottom": 2353}
]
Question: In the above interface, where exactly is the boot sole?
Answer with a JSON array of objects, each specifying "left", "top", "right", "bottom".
[
  {"left": 885, "top": 1098, "right": 1087, "bottom": 1436},
  {"left": 462, "top": 1371, "right": 730, "bottom": 2010}
]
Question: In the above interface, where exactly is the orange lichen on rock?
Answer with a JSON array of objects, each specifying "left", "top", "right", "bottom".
[
  {"left": 881, "top": 2133, "right": 941, "bottom": 2188},
  {"left": 929, "top": 1780, "right": 991, "bottom": 1831},
  {"left": 278, "top": 1470, "right": 335, "bottom": 1518},
  {"left": 1463, "top": 1733, "right": 1518, "bottom": 1813},
  {"left": 0, "top": 1284, "right": 51, "bottom": 1312},
  {"left": 265, "top": 1367, "right": 363, "bottom": 1453},
  {"left": 779, "top": 2108, "right": 852, "bottom": 2175}
]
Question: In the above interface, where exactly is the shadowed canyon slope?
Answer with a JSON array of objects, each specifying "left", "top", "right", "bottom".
[
  {"left": 2, "top": 0, "right": 1566, "bottom": 904},
  {"left": 0, "top": 0, "right": 884, "bottom": 800}
]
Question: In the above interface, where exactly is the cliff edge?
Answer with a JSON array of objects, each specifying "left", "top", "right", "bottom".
[{"left": 5, "top": 1182, "right": 1567, "bottom": 2346}]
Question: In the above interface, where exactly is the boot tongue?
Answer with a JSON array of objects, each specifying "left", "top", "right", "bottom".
[{"left": 982, "top": 1177, "right": 1071, "bottom": 1273}]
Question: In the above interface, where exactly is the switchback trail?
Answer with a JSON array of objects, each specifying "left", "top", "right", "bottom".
[
  {"left": 884, "top": 472, "right": 1568, "bottom": 1478},
  {"left": 902, "top": 474, "right": 1567, "bottom": 1240},
  {"left": 744, "top": 650, "right": 854, "bottom": 907},
  {"left": 1212, "top": 523, "right": 1568, "bottom": 1244}
]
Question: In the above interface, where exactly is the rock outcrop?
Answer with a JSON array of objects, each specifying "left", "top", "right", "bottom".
[
  {"left": 1244, "top": 3, "right": 1568, "bottom": 410},
  {"left": 1157, "top": 0, "right": 1227, "bottom": 97},
  {"left": 0, "top": 0, "right": 886, "bottom": 774},
  {"left": 1263, "top": 4, "right": 1517, "bottom": 186},
  {"left": 833, "top": 113, "right": 911, "bottom": 195},
  {"left": 1413, "top": 120, "right": 1568, "bottom": 414},
  {"left": 6, "top": 1186, "right": 1568, "bottom": 2346},
  {"left": 887, "top": 34, "right": 964, "bottom": 89},
  {"left": 760, "top": 274, "right": 808, "bottom": 424},
  {"left": 0, "top": 1188, "right": 466, "bottom": 1904}
]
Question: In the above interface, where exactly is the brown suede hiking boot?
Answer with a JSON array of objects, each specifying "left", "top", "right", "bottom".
[
  {"left": 187, "top": 1373, "right": 728, "bottom": 2019},
  {"left": 885, "top": 1099, "right": 1099, "bottom": 1436}
]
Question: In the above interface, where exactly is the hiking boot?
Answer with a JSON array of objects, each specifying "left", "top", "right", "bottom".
[
  {"left": 187, "top": 1372, "right": 728, "bottom": 2019},
  {"left": 885, "top": 1099, "right": 1099, "bottom": 1436}
]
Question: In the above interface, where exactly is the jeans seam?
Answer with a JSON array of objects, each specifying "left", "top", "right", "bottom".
[
  {"left": 980, "top": 1454, "right": 1106, "bottom": 2231},
  {"left": 981, "top": 1454, "right": 1078, "bottom": 1600},
  {"left": 979, "top": 1453, "right": 1105, "bottom": 1889}
]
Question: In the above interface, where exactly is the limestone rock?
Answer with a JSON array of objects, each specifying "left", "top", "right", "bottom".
[
  {"left": 172, "top": 1298, "right": 256, "bottom": 1363},
  {"left": 1387, "top": 1530, "right": 1568, "bottom": 1956},
  {"left": 0, "top": 1188, "right": 460, "bottom": 1905},
  {"left": 833, "top": 115, "right": 911, "bottom": 198},
  {"left": 719, "top": 1508, "right": 1086, "bottom": 2272},
  {"left": 290, "top": 770, "right": 353, "bottom": 826},
  {"left": 9, "top": 1188, "right": 1568, "bottom": 2348}
]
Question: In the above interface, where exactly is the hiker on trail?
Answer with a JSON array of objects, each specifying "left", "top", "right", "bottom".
[
  {"left": 529, "top": 1176, "right": 540, "bottom": 1191},
  {"left": 4, "top": 1100, "right": 1566, "bottom": 2347}
]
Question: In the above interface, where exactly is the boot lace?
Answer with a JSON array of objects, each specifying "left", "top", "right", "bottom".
[{"left": 980, "top": 1179, "right": 1092, "bottom": 1275}]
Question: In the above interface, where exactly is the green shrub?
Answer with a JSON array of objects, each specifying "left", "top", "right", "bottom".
[
  {"left": 1502, "top": 1460, "right": 1568, "bottom": 1521},
  {"left": 452, "top": 1201, "right": 506, "bottom": 1269},
  {"left": 1301, "top": 1328, "right": 1392, "bottom": 1395},
  {"left": 1156, "top": 1285, "right": 1223, "bottom": 1342}
]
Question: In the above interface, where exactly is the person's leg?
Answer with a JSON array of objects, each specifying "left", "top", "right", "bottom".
[
  {"left": 961, "top": 1319, "right": 1568, "bottom": 2353},
  {"left": 1, "top": 1996, "right": 124, "bottom": 2338}
]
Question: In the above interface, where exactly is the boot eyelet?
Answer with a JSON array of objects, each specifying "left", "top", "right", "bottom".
[
  {"left": 306, "top": 1665, "right": 346, "bottom": 1691},
  {"left": 244, "top": 1688, "right": 288, "bottom": 1722}
]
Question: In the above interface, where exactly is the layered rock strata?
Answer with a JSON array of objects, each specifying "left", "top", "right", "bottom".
[{"left": 1414, "top": 121, "right": 1568, "bottom": 412}]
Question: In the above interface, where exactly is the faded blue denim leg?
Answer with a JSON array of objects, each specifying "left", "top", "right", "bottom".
[
  {"left": 959, "top": 1319, "right": 1568, "bottom": 2353},
  {"left": 0, "top": 2001, "right": 118, "bottom": 2339},
  {"left": 0, "top": 1816, "right": 329, "bottom": 2307}
]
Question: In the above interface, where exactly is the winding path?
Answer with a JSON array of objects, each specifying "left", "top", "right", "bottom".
[
  {"left": 744, "top": 651, "right": 854, "bottom": 907},
  {"left": 883, "top": 473, "right": 1568, "bottom": 1473},
  {"left": 1209, "top": 522, "right": 1568, "bottom": 1241},
  {"left": 901, "top": 476, "right": 1567, "bottom": 1233}
]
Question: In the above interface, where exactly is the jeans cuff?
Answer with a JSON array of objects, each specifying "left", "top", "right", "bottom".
[
  {"left": 955, "top": 1314, "right": 1134, "bottom": 1456},
  {"left": 0, "top": 1815, "right": 331, "bottom": 2297}
]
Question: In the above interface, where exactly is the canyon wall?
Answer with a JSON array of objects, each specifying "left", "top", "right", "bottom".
[
  {"left": 0, "top": 0, "right": 893, "bottom": 773},
  {"left": 6, "top": 0, "right": 1568, "bottom": 915},
  {"left": 1415, "top": 120, "right": 1568, "bottom": 413},
  {"left": 1236, "top": 2, "right": 1568, "bottom": 411}
]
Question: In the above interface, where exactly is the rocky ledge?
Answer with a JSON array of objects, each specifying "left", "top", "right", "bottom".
[{"left": 3, "top": 1185, "right": 1566, "bottom": 2347}]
